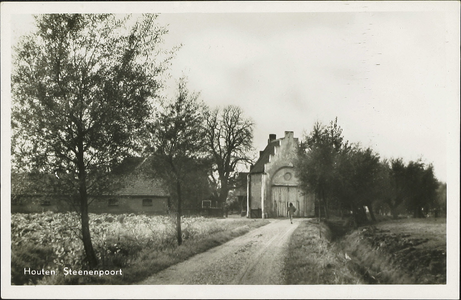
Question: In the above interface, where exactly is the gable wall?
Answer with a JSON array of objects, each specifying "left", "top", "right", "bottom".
[{"left": 249, "top": 131, "right": 315, "bottom": 218}]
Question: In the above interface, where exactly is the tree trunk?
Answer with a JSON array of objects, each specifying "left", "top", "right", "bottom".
[
  {"left": 389, "top": 203, "right": 399, "bottom": 219},
  {"left": 368, "top": 204, "right": 377, "bottom": 222},
  {"left": 322, "top": 189, "right": 329, "bottom": 219},
  {"left": 81, "top": 200, "right": 98, "bottom": 268},
  {"left": 176, "top": 179, "right": 183, "bottom": 246},
  {"left": 360, "top": 206, "right": 368, "bottom": 223},
  {"left": 77, "top": 145, "right": 98, "bottom": 268},
  {"left": 218, "top": 180, "right": 229, "bottom": 207},
  {"left": 414, "top": 206, "right": 425, "bottom": 218}
]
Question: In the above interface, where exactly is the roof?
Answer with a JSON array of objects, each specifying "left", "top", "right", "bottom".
[
  {"left": 111, "top": 157, "right": 169, "bottom": 197},
  {"left": 12, "top": 157, "right": 169, "bottom": 198},
  {"left": 250, "top": 139, "right": 279, "bottom": 173}
]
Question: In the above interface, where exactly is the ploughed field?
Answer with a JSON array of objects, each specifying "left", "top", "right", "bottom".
[{"left": 333, "top": 217, "right": 446, "bottom": 284}]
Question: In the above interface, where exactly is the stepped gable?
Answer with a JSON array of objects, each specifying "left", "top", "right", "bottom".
[{"left": 250, "top": 134, "right": 279, "bottom": 174}]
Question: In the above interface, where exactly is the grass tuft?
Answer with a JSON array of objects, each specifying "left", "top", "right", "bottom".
[{"left": 284, "top": 219, "right": 364, "bottom": 284}]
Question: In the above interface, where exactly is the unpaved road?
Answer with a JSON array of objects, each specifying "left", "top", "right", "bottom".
[{"left": 139, "top": 219, "right": 300, "bottom": 285}]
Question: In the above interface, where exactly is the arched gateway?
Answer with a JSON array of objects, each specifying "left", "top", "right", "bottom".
[{"left": 247, "top": 131, "right": 315, "bottom": 218}]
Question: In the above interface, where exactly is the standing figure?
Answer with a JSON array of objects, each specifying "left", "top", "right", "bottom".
[
  {"left": 224, "top": 203, "right": 229, "bottom": 218},
  {"left": 288, "top": 202, "right": 296, "bottom": 224}
]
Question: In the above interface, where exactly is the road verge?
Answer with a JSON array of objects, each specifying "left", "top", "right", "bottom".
[{"left": 284, "top": 219, "right": 363, "bottom": 284}]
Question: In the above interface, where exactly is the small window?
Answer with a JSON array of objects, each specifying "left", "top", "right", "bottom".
[
  {"left": 202, "top": 200, "right": 211, "bottom": 208},
  {"left": 41, "top": 200, "right": 51, "bottom": 206},
  {"left": 284, "top": 172, "right": 292, "bottom": 181},
  {"left": 108, "top": 198, "right": 119, "bottom": 206},
  {"left": 142, "top": 199, "right": 153, "bottom": 206}
]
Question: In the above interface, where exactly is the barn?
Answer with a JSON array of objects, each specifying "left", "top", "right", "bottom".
[
  {"left": 11, "top": 157, "right": 170, "bottom": 214},
  {"left": 247, "top": 131, "right": 315, "bottom": 218},
  {"left": 89, "top": 157, "right": 170, "bottom": 214}
]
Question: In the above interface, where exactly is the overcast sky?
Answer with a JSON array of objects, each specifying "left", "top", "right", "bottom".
[
  {"left": 6, "top": 3, "right": 459, "bottom": 183},
  {"left": 157, "top": 10, "right": 455, "bottom": 182}
]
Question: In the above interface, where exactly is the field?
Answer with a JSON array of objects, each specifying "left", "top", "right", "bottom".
[
  {"left": 338, "top": 217, "right": 446, "bottom": 284},
  {"left": 285, "top": 217, "right": 446, "bottom": 284},
  {"left": 11, "top": 212, "right": 268, "bottom": 285}
]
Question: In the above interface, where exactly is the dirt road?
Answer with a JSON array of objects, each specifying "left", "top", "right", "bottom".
[{"left": 139, "top": 218, "right": 300, "bottom": 285}]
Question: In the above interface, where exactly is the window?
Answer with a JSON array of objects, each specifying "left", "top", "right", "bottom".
[
  {"left": 202, "top": 200, "right": 211, "bottom": 208},
  {"left": 142, "top": 199, "right": 153, "bottom": 206},
  {"left": 108, "top": 198, "right": 119, "bottom": 206},
  {"left": 284, "top": 172, "right": 292, "bottom": 181},
  {"left": 41, "top": 200, "right": 51, "bottom": 206}
]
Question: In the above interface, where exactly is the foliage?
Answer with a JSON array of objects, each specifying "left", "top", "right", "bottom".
[
  {"left": 12, "top": 244, "right": 55, "bottom": 285},
  {"left": 298, "top": 118, "right": 438, "bottom": 225},
  {"left": 12, "top": 13, "right": 175, "bottom": 267},
  {"left": 434, "top": 182, "right": 447, "bottom": 216},
  {"left": 144, "top": 77, "right": 209, "bottom": 245},
  {"left": 203, "top": 105, "right": 254, "bottom": 205},
  {"left": 297, "top": 118, "right": 347, "bottom": 219},
  {"left": 334, "top": 146, "right": 382, "bottom": 222},
  {"left": 380, "top": 158, "right": 439, "bottom": 218},
  {"left": 11, "top": 212, "right": 243, "bottom": 284},
  {"left": 403, "top": 161, "right": 438, "bottom": 218}
]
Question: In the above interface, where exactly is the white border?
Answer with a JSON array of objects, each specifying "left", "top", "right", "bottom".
[{"left": 2, "top": 2, "right": 459, "bottom": 299}]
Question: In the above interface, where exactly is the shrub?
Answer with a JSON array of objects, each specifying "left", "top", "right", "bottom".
[{"left": 11, "top": 244, "right": 55, "bottom": 285}]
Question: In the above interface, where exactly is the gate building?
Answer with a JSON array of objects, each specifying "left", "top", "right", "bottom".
[{"left": 247, "top": 131, "right": 315, "bottom": 218}]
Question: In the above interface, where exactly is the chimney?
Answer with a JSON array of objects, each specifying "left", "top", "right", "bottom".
[{"left": 268, "top": 134, "right": 276, "bottom": 144}]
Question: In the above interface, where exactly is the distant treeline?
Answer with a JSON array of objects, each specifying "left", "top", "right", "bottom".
[{"left": 297, "top": 118, "right": 445, "bottom": 226}]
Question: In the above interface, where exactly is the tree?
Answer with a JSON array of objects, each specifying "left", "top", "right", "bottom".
[
  {"left": 404, "top": 161, "right": 438, "bottom": 218},
  {"left": 11, "top": 14, "right": 174, "bottom": 267},
  {"left": 203, "top": 105, "right": 254, "bottom": 207},
  {"left": 144, "top": 77, "right": 208, "bottom": 245},
  {"left": 297, "top": 118, "right": 346, "bottom": 219},
  {"left": 381, "top": 158, "right": 438, "bottom": 219},
  {"left": 434, "top": 181, "right": 447, "bottom": 217},
  {"left": 335, "top": 145, "right": 381, "bottom": 223},
  {"left": 382, "top": 158, "right": 408, "bottom": 219}
]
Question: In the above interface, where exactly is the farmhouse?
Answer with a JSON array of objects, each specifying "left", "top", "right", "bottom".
[
  {"left": 11, "top": 157, "right": 170, "bottom": 214},
  {"left": 89, "top": 157, "right": 170, "bottom": 214},
  {"left": 247, "top": 131, "right": 315, "bottom": 218}
]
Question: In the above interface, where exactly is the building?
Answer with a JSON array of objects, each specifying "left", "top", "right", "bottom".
[
  {"left": 247, "top": 131, "right": 315, "bottom": 218},
  {"left": 89, "top": 157, "right": 170, "bottom": 214},
  {"left": 11, "top": 157, "right": 170, "bottom": 214}
]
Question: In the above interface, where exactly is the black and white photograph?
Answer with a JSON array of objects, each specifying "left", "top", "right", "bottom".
[{"left": 1, "top": 1, "right": 459, "bottom": 299}]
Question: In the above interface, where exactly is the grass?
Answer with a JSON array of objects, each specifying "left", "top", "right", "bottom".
[
  {"left": 337, "top": 217, "right": 446, "bottom": 284},
  {"left": 284, "top": 219, "right": 364, "bottom": 284},
  {"left": 285, "top": 217, "right": 446, "bottom": 284}
]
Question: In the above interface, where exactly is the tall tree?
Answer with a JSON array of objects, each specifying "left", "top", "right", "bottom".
[
  {"left": 383, "top": 158, "right": 408, "bottom": 219},
  {"left": 434, "top": 181, "right": 447, "bottom": 217},
  {"left": 144, "top": 78, "right": 208, "bottom": 245},
  {"left": 335, "top": 145, "right": 381, "bottom": 223},
  {"left": 404, "top": 161, "right": 438, "bottom": 218},
  {"left": 203, "top": 105, "right": 254, "bottom": 207},
  {"left": 297, "top": 118, "right": 346, "bottom": 219},
  {"left": 11, "top": 14, "right": 174, "bottom": 267}
]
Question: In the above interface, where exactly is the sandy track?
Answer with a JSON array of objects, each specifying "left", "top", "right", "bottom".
[{"left": 138, "top": 219, "right": 300, "bottom": 285}]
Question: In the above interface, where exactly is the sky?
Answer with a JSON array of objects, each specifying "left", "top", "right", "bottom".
[
  {"left": 5, "top": 3, "right": 459, "bottom": 183},
  {"left": 155, "top": 10, "right": 456, "bottom": 182}
]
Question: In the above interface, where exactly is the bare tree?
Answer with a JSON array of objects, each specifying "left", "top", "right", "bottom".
[{"left": 203, "top": 105, "right": 254, "bottom": 207}]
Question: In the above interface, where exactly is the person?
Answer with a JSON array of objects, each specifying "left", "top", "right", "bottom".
[
  {"left": 288, "top": 202, "right": 296, "bottom": 224},
  {"left": 223, "top": 203, "right": 229, "bottom": 218}
]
